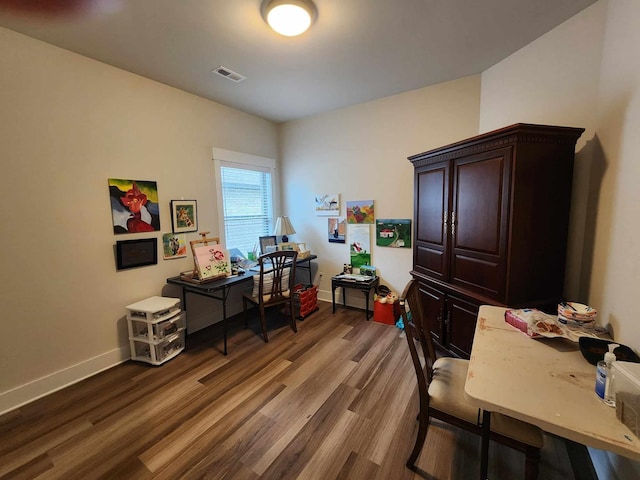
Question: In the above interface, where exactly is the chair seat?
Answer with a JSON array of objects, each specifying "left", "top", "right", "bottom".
[
  {"left": 243, "top": 289, "right": 291, "bottom": 303},
  {"left": 429, "top": 357, "right": 544, "bottom": 448}
]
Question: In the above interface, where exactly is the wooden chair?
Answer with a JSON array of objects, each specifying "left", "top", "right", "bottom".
[
  {"left": 400, "top": 279, "right": 543, "bottom": 479},
  {"left": 242, "top": 250, "right": 298, "bottom": 343}
]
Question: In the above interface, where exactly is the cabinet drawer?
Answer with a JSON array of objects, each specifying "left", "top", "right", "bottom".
[
  {"left": 129, "top": 312, "right": 186, "bottom": 342},
  {"left": 130, "top": 330, "right": 185, "bottom": 365}
]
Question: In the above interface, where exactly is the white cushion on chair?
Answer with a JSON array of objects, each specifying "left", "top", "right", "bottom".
[
  {"left": 429, "top": 357, "right": 543, "bottom": 448},
  {"left": 251, "top": 267, "right": 291, "bottom": 300}
]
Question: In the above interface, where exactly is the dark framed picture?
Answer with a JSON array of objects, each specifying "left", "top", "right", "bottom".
[
  {"left": 170, "top": 200, "right": 198, "bottom": 233},
  {"left": 116, "top": 238, "right": 158, "bottom": 270},
  {"left": 259, "top": 235, "right": 277, "bottom": 255}
]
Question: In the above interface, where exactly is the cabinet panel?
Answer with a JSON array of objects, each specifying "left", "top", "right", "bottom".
[
  {"left": 416, "top": 280, "right": 446, "bottom": 347},
  {"left": 414, "top": 163, "right": 449, "bottom": 280},
  {"left": 446, "top": 295, "right": 479, "bottom": 359},
  {"left": 450, "top": 149, "right": 510, "bottom": 299}
]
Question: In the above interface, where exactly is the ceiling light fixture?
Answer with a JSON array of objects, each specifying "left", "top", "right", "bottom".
[{"left": 261, "top": 0, "right": 317, "bottom": 37}]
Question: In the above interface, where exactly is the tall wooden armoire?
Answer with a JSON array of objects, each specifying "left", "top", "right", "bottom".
[{"left": 408, "top": 123, "right": 584, "bottom": 358}]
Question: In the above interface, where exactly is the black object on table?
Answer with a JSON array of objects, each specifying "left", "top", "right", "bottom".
[{"left": 331, "top": 274, "right": 380, "bottom": 320}]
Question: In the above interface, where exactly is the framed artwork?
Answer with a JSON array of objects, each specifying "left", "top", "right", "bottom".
[
  {"left": 346, "top": 200, "right": 375, "bottom": 224},
  {"left": 170, "top": 200, "right": 198, "bottom": 233},
  {"left": 192, "top": 244, "right": 231, "bottom": 279},
  {"left": 315, "top": 193, "right": 340, "bottom": 216},
  {"left": 116, "top": 238, "right": 158, "bottom": 270},
  {"left": 259, "top": 235, "right": 277, "bottom": 254},
  {"left": 162, "top": 232, "right": 187, "bottom": 259},
  {"left": 278, "top": 242, "right": 298, "bottom": 251},
  {"left": 349, "top": 224, "right": 371, "bottom": 268},
  {"left": 328, "top": 217, "right": 346, "bottom": 243},
  {"left": 108, "top": 178, "right": 160, "bottom": 234},
  {"left": 376, "top": 219, "right": 412, "bottom": 248}
]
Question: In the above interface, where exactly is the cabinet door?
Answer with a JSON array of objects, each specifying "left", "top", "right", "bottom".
[
  {"left": 449, "top": 148, "right": 510, "bottom": 301},
  {"left": 414, "top": 162, "right": 450, "bottom": 281},
  {"left": 446, "top": 295, "right": 479, "bottom": 359},
  {"left": 416, "top": 280, "right": 446, "bottom": 349}
]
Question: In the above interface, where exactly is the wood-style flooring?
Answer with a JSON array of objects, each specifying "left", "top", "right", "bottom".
[{"left": 0, "top": 302, "right": 578, "bottom": 479}]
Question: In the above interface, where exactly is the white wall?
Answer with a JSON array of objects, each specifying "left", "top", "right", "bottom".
[
  {"left": 279, "top": 76, "right": 481, "bottom": 302},
  {"left": 0, "top": 27, "right": 277, "bottom": 414},
  {"left": 480, "top": 1, "right": 640, "bottom": 476}
]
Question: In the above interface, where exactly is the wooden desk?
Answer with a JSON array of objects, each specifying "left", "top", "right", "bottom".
[
  {"left": 167, "top": 255, "right": 317, "bottom": 355},
  {"left": 465, "top": 305, "right": 640, "bottom": 479},
  {"left": 331, "top": 275, "right": 379, "bottom": 320}
]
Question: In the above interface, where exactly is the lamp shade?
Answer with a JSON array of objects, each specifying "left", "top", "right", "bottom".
[
  {"left": 261, "top": 0, "right": 317, "bottom": 37},
  {"left": 274, "top": 216, "right": 296, "bottom": 242}
]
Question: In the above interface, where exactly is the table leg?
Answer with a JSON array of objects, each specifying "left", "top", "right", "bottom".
[
  {"left": 221, "top": 286, "right": 228, "bottom": 356},
  {"left": 332, "top": 284, "right": 336, "bottom": 314},
  {"left": 480, "top": 409, "right": 491, "bottom": 479},
  {"left": 342, "top": 287, "right": 346, "bottom": 307},
  {"left": 364, "top": 289, "right": 371, "bottom": 320}
]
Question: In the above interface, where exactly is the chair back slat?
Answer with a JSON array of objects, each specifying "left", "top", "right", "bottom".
[
  {"left": 258, "top": 250, "right": 298, "bottom": 301},
  {"left": 400, "top": 279, "right": 437, "bottom": 384}
]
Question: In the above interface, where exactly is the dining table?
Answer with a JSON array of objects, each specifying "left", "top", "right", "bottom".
[{"left": 465, "top": 305, "right": 640, "bottom": 479}]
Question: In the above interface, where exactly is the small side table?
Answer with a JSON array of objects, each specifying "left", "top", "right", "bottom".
[{"left": 331, "top": 275, "right": 380, "bottom": 320}]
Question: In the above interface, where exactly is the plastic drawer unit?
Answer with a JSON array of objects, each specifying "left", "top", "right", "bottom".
[{"left": 125, "top": 296, "right": 185, "bottom": 365}]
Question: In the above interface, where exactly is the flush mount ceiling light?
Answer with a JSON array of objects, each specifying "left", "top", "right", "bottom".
[{"left": 261, "top": 0, "right": 317, "bottom": 37}]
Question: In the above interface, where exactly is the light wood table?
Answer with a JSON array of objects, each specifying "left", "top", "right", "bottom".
[{"left": 465, "top": 305, "right": 640, "bottom": 479}]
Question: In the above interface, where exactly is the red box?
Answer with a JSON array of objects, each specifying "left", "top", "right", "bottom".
[
  {"left": 374, "top": 300, "right": 400, "bottom": 325},
  {"left": 293, "top": 284, "right": 319, "bottom": 319}
]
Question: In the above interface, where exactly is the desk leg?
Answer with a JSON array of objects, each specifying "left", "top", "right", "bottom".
[
  {"left": 480, "top": 409, "right": 491, "bottom": 480},
  {"left": 364, "top": 289, "right": 371, "bottom": 320},
  {"left": 342, "top": 287, "right": 346, "bottom": 307},
  {"left": 332, "top": 285, "right": 336, "bottom": 314},
  {"left": 221, "top": 286, "right": 229, "bottom": 356}
]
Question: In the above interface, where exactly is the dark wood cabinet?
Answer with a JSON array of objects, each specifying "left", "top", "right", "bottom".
[{"left": 409, "top": 124, "right": 584, "bottom": 357}]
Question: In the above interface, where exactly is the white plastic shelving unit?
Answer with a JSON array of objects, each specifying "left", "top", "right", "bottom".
[{"left": 126, "top": 296, "right": 185, "bottom": 365}]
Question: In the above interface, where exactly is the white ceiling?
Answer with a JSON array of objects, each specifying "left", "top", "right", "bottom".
[{"left": 0, "top": 0, "right": 597, "bottom": 123}]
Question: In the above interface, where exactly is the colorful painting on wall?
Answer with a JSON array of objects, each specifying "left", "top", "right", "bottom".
[
  {"left": 346, "top": 200, "right": 374, "bottom": 224},
  {"left": 162, "top": 233, "right": 187, "bottom": 259},
  {"left": 170, "top": 200, "right": 198, "bottom": 233},
  {"left": 108, "top": 179, "right": 160, "bottom": 234},
  {"left": 328, "top": 217, "right": 346, "bottom": 243},
  {"left": 349, "top": 224, "right": 371, "bottom": 268},
  {"left": 376, "top": 219, "right": 412, "bottom": 248},
  {"left": 315, "top": 193, "right": 340, "bottom": 216}
]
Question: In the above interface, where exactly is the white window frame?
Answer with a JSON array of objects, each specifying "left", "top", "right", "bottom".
[{"left": 212, "top": 148, "right": 280, "bottom": 251}]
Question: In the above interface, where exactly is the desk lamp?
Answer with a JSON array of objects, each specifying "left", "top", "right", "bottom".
[{"left": 274, "top": 216, "right": 295, "bottom": 242}]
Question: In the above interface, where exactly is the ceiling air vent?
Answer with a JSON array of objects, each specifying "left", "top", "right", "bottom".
[{"left": 212, "top": 66, "right": 246, "bottom": 83}]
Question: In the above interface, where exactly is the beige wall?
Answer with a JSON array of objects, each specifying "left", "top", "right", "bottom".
[
  {"left": 279, "top": 76, "right": 481, "bottom": 301},
  {"left": 0, "top": 27, "right": 277, "bottom": 413},
  {"left": 480, "top": 0, "right": 640, "bottom": 475}
]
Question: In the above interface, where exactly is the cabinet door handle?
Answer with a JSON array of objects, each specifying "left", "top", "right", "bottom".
[
  {"left": 451, "top": 211, "right": 456, "bottom": 237},
  {"left": 443, "top": 211, "right": 448, "bottom": 233}
]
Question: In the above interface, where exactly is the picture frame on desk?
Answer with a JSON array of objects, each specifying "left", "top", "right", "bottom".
[
  {"left": 278, "top": 242, "right": 298, "bottom": 252},
  {"left": 259, "top": 235, "right": 277, "bottom": 254}
]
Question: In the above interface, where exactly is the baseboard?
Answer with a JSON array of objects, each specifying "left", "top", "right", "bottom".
[{"left": 0, "top": 345, "right": 130, "bottom": 416}]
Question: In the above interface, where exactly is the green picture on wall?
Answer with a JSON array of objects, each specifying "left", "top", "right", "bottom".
[{"left": 376, "top": 219, "right": 411, "bottom": 248}]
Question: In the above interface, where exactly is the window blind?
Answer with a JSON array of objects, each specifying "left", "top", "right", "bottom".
[{"left": 220, "top": 164, "right": 273, "bottom": 255}]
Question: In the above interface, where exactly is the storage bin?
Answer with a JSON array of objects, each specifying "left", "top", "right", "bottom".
[
  {"left": 129, "top": 312, "right": 186, "bottom": 342},
  {"left": 130, "top": 330, "right": 185, "bottom": 365},
  {"left": 612, "top": 361, "right": 640, "bottom": 438},
  {"left": 293, "top": 284, "right": 319, "bottom": 319},
  {"left": 126, "top": 296, "right": 181, "bottom": 323},
  {"left": 374, "top": 299, "right": 400, "bottom": 325}
]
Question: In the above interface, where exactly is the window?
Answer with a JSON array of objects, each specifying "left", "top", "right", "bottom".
[{"left": 213, "top": 149, "right": 277, "bottom": 256}]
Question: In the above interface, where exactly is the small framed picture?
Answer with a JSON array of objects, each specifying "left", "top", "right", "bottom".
[
  {"left": 170, "top": 200, "right": 198, "bottom": 233},
  {"left": 259, "top": 235, "right": 277, "bottom": 255},
  {"left": 278, "top": 242, "right": 298, "bottom": 251},
  {"left": 116, "top": 238, "right": 158, "bottom": 270}
]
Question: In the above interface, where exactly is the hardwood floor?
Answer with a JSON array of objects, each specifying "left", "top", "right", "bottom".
[{"left": 0, "top": 302, "right": 577, "bottom": 479}]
